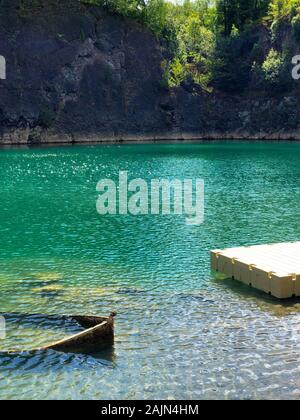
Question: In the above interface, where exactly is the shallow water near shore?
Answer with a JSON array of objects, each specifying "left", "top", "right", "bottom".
[{"left": 1, "top": 142, "right": 300, "bottom": 399}]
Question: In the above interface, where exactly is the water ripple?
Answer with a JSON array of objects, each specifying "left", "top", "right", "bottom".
[{"left": 0, "top": 143, "right": 300, "bottom": 399}]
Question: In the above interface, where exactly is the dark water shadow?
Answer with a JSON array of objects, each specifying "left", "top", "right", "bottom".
[
  {"left": 213, "top": 276, "right": 300, "bottom": 316},
  {"left": 0, "top": 344, "right": 116, "bottom": 374},
  {"left": 0, "top": 312, "right": 82, "bottom": 334}
]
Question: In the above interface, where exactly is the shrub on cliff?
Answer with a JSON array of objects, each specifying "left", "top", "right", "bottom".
[
  {"left": 252, "top": 48, "right": 294, "bottom": 93},
  {"left": 81, "top": 0, "right": 300, "bottom": 95},
  {"left": 262, "top": 49, "right": 284, "bottom": 82}
]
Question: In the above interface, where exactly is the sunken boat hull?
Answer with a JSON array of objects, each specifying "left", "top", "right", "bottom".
[
  {"left": 0, "top": 312, "right": 116, "bottom": 355},
  {"left": 39, "top": 315, "right": 115, "bottom": 354}
]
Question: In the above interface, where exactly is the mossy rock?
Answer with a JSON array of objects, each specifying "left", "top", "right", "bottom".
[
  {"left": 33, "top": 273, "right": 62, "bottom": 282},
  {"left": 32, "top": 284, "right": 64, "bottom": 293}
]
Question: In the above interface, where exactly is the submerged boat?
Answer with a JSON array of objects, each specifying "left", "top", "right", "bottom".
[
  {"left": 0, "top": 312, "right": 116, "bottom": 355},
  {"left": 39, "top": 313, "right": 116, "bottom": 353}
]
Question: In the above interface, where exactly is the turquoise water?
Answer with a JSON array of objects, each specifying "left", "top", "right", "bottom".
[{"left": 1, "top": 142, "right": 300, "bottom": 399}]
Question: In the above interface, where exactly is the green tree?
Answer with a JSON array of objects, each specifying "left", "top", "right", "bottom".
[
  {"left": 268, "top": 0, "right": 300, "bottom": 22},
  {"left": 82, "top": 0, "right": 296, "bottom": 93},
  {"left": 217, "top": 0, "right": 270, "bottom": 36}
]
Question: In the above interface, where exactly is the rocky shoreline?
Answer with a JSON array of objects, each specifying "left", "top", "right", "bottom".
[
  {"left": 3, "top": 130, "right": 300, "bottom": 146},
  {"left": 1, "top": 0, "right": 300, "bottom": 145}
]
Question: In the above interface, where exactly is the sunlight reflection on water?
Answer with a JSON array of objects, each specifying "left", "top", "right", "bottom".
[{"left": 1, "top": 142, "right": 300, "bottom": 399}]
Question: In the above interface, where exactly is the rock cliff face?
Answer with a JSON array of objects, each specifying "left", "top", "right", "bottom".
[{"left": 0, "top": 0, "right": 300, "bottom": 144}]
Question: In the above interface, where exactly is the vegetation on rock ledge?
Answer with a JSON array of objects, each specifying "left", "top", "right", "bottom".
[{"left": 82, "top": 0, "right": 300, "bottom": 94}]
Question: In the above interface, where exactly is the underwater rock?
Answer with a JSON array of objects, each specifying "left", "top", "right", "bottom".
[
  {"left": 32, "top": 285, "right": 64, "bottom": 293},
  {"left": 117, "top": 287, "right": 144, "bottom": 295},
  {"left": 33, "top": 273, "right": 62, "bottom": 282},
  {"left": 177, "top": 292, "right": 215, "bottom": 304}
]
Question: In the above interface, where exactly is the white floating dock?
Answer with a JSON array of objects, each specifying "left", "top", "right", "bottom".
[{"left": 211, "top": 242, "right": 300, "bottom": 299}]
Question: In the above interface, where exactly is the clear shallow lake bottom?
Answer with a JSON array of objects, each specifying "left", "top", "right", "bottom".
[{"left": 1, "top": 142, "right": 300, "bottom": 399}]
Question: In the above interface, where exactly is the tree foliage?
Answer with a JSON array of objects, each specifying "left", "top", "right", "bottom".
[
  {"left": 81, "top": 0, "right": 300, "bottom": 94},
  {"left": 268, "top": 0, "right": 300, "bottom": 22},
  {"left": 216, "top": 0, "right": 270, "bottom": 36}
]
